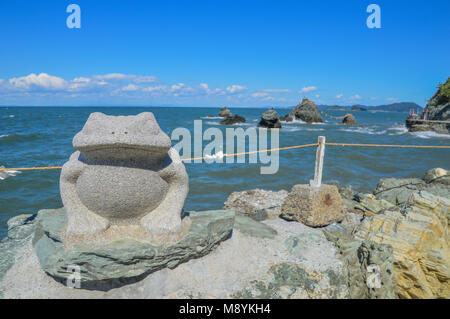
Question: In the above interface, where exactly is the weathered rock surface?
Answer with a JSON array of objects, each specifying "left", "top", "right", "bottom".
[
  {"left": 323, "top": 224, "right": 397, "bottom": 299},
  {"left": 0, "top": 214, "right": 37, "bottom": 299},
  {"left": 342, "top": 113, "right": 358, "bottom": 125},
  {"left": 279, "top": 114, "right": 293, "bottom": 122},
  {"left": 224, "top": 189, "right": 288, "bottom": 221},
  {"left": 258, "top": 109, "right": 282, "bottom": 129},
  {"left": 355, "top": 191, "right": 450, "bottom": 299},
  {"left": 374, "top": 168, "right": 449, "bottom": 205},
  {"left": 32, "top": 208, "right": 235, "bottom": 289},
  {"left": 218, "top": 106, "right": 232, "bottom": 118},
  {"left": 220, "top": 114, "right": 246, "bottom": 125},
  {"left": 281, "top": 184, "right": 345, "bottom": 227},
  {"left": 0, "top": 213, "right": 349, "bottom": 299},
  {"left": 289, "top": 99, "right": 323, "bottom": 123}
]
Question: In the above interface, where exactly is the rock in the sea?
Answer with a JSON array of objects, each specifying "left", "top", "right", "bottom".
[
  {"left": 374, "top": 168, "right": 449, "bottom": 205},
  {"left": 341, "top": 113, "right": 358, "bottom": 125},
  {"left": 220, "top": 114, "right": 246, "bottom": 125},
  {"left": 218, "top": 106, "right": 232, "bottom": 118},
  {"left": 33, "top": 208, "right": 235, "bottom": 290},
  {"left": 279, "top": 114, "right": 293, "bottom": 122},
  {"left": 323, "top": 224, "right": 397, "bottom": 299},
  {"left": 406, "top": 77, "right": 450, "bottom": 134},
  {"left": 289, "top": 99, "right": 323, "bottom": 123},
  {"left": 355, "top": 191, "right": 450, "bottom": 299},
  {"left": 224, "top": 189, "right": 288, "bottom": 221},
  {"left": 258, "top": 109, "right": 282, "bottom": 129},
  {"left": 281, "top": 184, "right": 345, "bottom": 227}
]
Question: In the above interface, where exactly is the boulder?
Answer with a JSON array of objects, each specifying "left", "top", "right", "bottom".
[
  {"left": 218, "top": 106, "right": 232, "bottom": 118},
  {"left": 289, "top": 99, "right": 323, "bottom": 123},
  {"left": 32, "top": 208, "right": 235, "bottom": 290},
  {"left": 323, "top": 224, "right": 397, "bottom": 299},
  {"left": 258, "top": 109, "right": 282, "bottom": 129},
  {"left": 281, "top": 184, "right": 345, "bottom": 227},
  {"left": 279, "top": 114, "right": 293, "bottom": 122},
  {"left": 422, "top": 167, "right": 449, "bottom": 183},
  {"left": 355, "top": 191, "right": 450, "bottom": 299},
  {"left": 342, "top": 113, "right": 358, "bottom": 125},
  {"left": 374, "top": 168, "right": 449, "bottom": 205},
  {"left": 220, "top": 114, "right": 246, "bottom": 125},
  {"left": 224, "top": 189, "right": 288, "bottom": 221}
]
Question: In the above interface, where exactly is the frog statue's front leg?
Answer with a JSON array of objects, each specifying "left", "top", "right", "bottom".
[
  {"left": 60, "top": 151, "right": 110, "bottom": 235},
  {"left": 140, "top": 147, "right": 189, "bottom": 236}
]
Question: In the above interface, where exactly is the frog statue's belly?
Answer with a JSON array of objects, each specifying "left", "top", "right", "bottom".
[{"left": 76, "top": 165, "right": 169, "bottom": 220}]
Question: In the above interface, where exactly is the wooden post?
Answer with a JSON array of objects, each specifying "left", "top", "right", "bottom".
[{"left": 310, "top": 136, "right": 325, "bottom": 188}]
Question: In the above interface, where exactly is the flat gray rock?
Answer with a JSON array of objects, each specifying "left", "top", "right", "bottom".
[{"left": 33, "top": 208, "right": 235, "bottom": 290}]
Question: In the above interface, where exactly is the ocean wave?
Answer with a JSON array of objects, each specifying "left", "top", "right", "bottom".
[
  {"left": 340, "top": 127, "right": 387, "bottom": 135},
  {"left": 0, "top": 133, "right": 41, "bottom": 143},
  {"left": 387, "top": 125, "right": 408, "bottom": 135},
  {"left": 410, "top": 131, "right": 450, "bottom": 139},
  {"left": 200, "top": 116, "right": 223, "bottom": 120},
  {"left": 282, "top": 119, "right": 306, "bottom": 124},
  {"left": 2, "top": 115, "right": 15, "bottom": 119}
]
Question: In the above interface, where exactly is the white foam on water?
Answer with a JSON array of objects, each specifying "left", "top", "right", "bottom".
[
  {"left": 411, "top": 131, "right": 450, "bottom": 139},
  {"left": 387, "top": 125, "right": 409, "bottom": 135},
  {"left": 0, "top": 134, "right": 8, "bottom": 138},
  {"left": 282, "top": 118, "right": 306, "bottom": 124},
  {"left": 201, "top": 116, "right": 223, "bottom": 119},
  {"left": 340, "top": 126, "right": 386, "bottom": 135}
]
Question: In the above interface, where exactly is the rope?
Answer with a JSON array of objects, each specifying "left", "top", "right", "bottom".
[
  {"left": 1, "top": 142, "right": 448, "bottom": 172},
  {"left": 325, "top": 143, "right": 450, "bottom": 149}
]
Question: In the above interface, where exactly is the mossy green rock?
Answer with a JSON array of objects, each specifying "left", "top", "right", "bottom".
[{"left": 33, "top": 208, "right": 235, "bottom": 289}]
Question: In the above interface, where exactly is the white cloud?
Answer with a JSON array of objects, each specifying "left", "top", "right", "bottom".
[
  {"left": 251, "top": 92, "right": 270, "bottom": 98},
  {"left": 226, "top": 85, "right": 247, "bottom": 94},
  {"left": 143, "top": 85, "right": 167, "bottom": 92},
  {"left": 262, "top": 89, "right": 291, "bottom": 93},
  {"left": 121, "top": 84, "right": 140, "bottom": 91},
  {"left": 349, "top": 94, "right": 362, "bottom": 100},
  {"left": 171, "top": 83, "right": 185, "bottom": 91},
  {"left": 9, "top": 73, "right": 67, "bottom": 90},
  {"left": 315, "top": 94, "right": 320, "bottom": 98},
  {"left": 93, "top": 73, "right": 157, "bottom": 84},
  {"left": 299, "top": 86, "right": 318, "bottom": 94},
  {"left": 93, "top": 73, "right": 132, "bottom": 81},
  {"left": 386, "top": 97, "right": 398, "bottom": 102},
  {"left": 336, "top": 93, "right": 343, "bottom": 99},
  {"left": 133, "top": 76, "right": 157, "bottom": 84}
]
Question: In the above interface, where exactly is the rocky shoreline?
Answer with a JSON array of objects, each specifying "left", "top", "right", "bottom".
[{"left": 0, "top": 168, "right": 448, "bottom": 299}]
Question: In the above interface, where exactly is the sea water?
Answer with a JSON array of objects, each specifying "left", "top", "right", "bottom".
[{"left": 1, "top": 106, "right": 449, "bottom": 238}]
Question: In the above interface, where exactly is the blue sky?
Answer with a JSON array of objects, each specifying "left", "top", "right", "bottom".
[{"left": 0, "top": 0, "right": 449, "bottom": 107}]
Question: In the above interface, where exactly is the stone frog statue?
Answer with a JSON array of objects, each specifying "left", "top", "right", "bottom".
[{"left": 60, "top": 112, "right": 189, "bottom": 246}]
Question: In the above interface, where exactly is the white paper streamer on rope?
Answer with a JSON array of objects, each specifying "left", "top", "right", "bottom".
[
  {"left": 205, "top": 151, "right": 225, "bottom": 160},
  {"left": 0, "top": 166, "right": 21, "bottom": 180}
]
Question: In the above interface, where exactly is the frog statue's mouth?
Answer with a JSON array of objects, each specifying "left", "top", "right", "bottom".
[{"left": 76, "top": 143, "right": 171, "bottom": 167}]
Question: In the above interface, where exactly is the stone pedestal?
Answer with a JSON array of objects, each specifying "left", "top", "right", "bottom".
[
  {"left": 33, "top": 208, "right": 235, "bottom": 290},
  {"left": 281, "top": 184, "right": 345, "bottom": 227}
]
